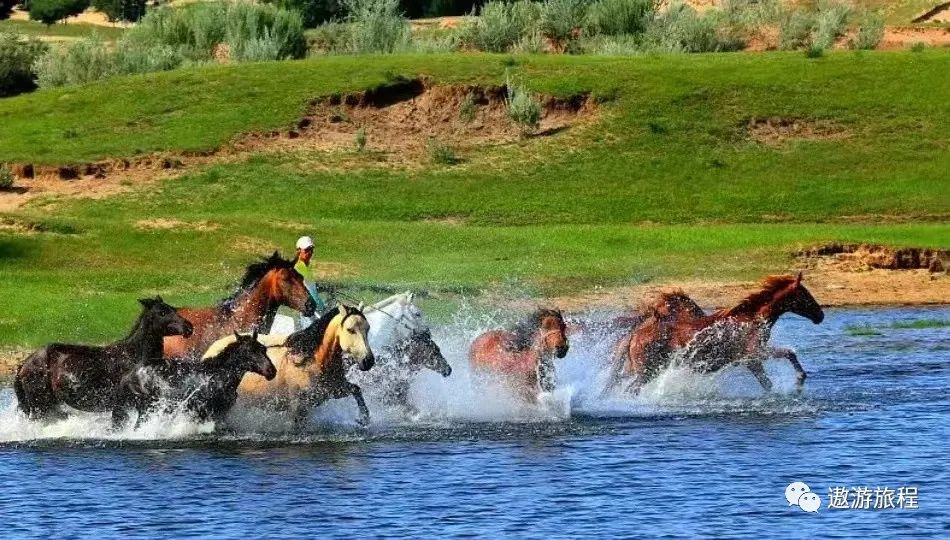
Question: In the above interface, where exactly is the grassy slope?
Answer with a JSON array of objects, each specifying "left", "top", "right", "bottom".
[{"left": 1, "top": 51, "right": 949, "bottom": 347}]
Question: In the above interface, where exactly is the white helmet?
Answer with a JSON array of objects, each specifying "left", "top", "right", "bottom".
[{"left": 295, "top": 236, "right": 314, "bottom": 250}]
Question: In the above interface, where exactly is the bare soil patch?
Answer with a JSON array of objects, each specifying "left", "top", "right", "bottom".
[
  {"left": 134, "top": 219, "right": 220, "bottom": 232},
  {"left": 745, "top": 117, "right": 849, "bottom": 145},
  {"left": 796, "top": 243, "right": 948, "bottom": 273},
  {"left": 880, "top": 25, "right": 950, "bottom": 48}
]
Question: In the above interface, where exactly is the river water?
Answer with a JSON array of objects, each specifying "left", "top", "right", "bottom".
[{"left": 1, "top": 306, "right": 947, "bottom": 538}]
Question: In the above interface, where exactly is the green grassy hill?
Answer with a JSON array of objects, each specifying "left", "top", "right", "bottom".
[{"left": 1, "top": 51, "right": 948, "bottom": 347}]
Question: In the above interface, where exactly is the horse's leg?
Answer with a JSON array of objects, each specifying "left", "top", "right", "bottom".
[
  {"left": 747, "top": 360, "right": 773, "bottom": 393},
  {"left": 770, "top": 346, "right": 807, "bottom": 388},
  {"left": 348, "top": 383, "right": 370, "bottom": 426},
  {"left": 292, "top": 390, "right": 324, "bottom": 430}
]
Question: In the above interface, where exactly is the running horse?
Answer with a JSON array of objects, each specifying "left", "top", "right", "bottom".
[
  {"left": 609, "top": 273, "right": 824, "bottom": 393},
  {"left": 203, "top": 304, "right": 375, "bottom": 426},
  {"left": 15, "top": 297, "right": 194, "bottom": 420},
  {"left": 164, "top": 252, "right": 316, "bottom": 359},
  {"left": 469, "top": 309, "right": 569, "bottom": 402}
]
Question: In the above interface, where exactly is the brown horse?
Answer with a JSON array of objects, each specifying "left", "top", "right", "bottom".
[
  {"left": 204, "top": 304, "right": 375, "bottom": 426},
  {"left": 15, "top": 296, "right": 194, "bottom": 420},
  {"left": 469, "top": 309, "right": 569, "bottom": 402},
  {"left": 163, "top": 252, "right": 316, "bottom": 359},
  {"left": 610, "top": 273, "right": 823, "bottom": 393}
]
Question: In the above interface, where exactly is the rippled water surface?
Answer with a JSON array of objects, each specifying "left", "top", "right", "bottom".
[{"left": 1, "top": 307, "right": 948, "bottom": 538}]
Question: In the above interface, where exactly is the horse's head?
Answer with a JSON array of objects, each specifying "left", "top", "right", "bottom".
[
  {"left": 336, "top": 304, "right": 374, "bottom": 371},
  {"left": 536, "top": 309, "right": 569, "bottom": 392},
  {"left": 227, "top": 330, "right": 277, "bottom": 380},
  {"left": 404, "top": 329, "right": 452, "bottom": 377},
  {"left": 139, "top": 296, "right": 193, "bottom": 338},
  {"left": 779, "top": 272, "right": 824, "bottom": 324},
  {"left": 254, "top": 251, "right": 316, "bottom": 317}
]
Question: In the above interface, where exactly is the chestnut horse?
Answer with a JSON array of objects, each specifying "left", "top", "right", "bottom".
[
  {"left": 164, "top": 252, "right": 316, "bottom": 359},
  {"left": 203, "top": 304, "right": 375, "bottom": 426},
  {"left": 469, "top": 309, "right": 569, "bottom": 402},
  {"left": 15, "top": 296, "right": 194, "bottom": 420},
  {"left": 610, "top": 273, "right": 823, "bottom": 393}
]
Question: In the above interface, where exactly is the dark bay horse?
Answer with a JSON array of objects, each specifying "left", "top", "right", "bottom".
[
  {"left": 470, "top": 309, "right": 569, "bottom": 402},
  {"left": 359, "top": 328, "right": 451, "bottom": 416},
  {"left": 206, "top": 304, "right": 375, "bottom": 426},
  {"left": 15, "top": 297, "right": 194, "bottom": 420},
  {"left": 163, "top": 252, "right": 316, "bottom": 359},
  {"left": 113, "top": 331, "right": 277, "bottom": 428},
  {"left": 610, "top": 273, "right": 824, "bottom": 393}
]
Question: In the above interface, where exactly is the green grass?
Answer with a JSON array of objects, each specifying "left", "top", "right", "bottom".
[
  {"left": 0, "top": 51, "right": 948, "bottom": 347},
  {"left": 0, "top": 19, "right": 126, "bottom": 41},
  {"left": 889, "top": 319, "right": 950, "bottom": 330},
  {"left": 845, "top": 324, "right": 883, "bottom": 336}
]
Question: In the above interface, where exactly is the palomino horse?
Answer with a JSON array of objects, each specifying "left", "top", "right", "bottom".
[
  {"left": 353, "top": 292, "right": 452, "bottom": 415},
  {"left": 15, "top": 297, "right": 194, "bottom": 420},
  {"left": 610, "top": 273, "right": 824, "bottom": 393},
  {"left": 204, "top": 304, "right": 375, "bottom": 426},
  {"left": 113, "top": 331, "right": 277, "bottom": 428},
  {"left": 469, "top": 309, "right": 569, "bottom": 402},
  {"left": 163, "top": 251, "right": 316, "bottom": 359}
]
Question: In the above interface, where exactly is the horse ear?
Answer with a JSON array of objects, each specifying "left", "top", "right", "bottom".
[
  {"left": 796, "top": 271, "right": 803, "bottom": 285},
  {"left": 271, "top": 250, "right": 281, "bottom": 262},
  {"left": 155, "top": 295, "right": 164, "bottom": 303},
  {"left": 406, "top": 291, "right": 414, "bottom": 303},
  {"left": 251, "top": 328, "right": 258, "bottom": 341},
  {"left": 234, "top": 331, "right": 241, "bottom": 341},
  {"left": 357, "top": 301, "right": 365, "bottom": 312},
  {"left": 338, "top": 304, "right": 347, "bottom": 316},
  {"left": 138, "top": 298, "right": 152, "bottom": 308}
]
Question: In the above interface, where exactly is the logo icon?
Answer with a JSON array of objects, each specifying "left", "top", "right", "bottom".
[{"left": 786, "top": 482, "right": 821, "bottom": 513}]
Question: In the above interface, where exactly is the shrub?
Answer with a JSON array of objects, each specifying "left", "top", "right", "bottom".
[
  {"left": 778, "top": 8, "right": 814, "bottom": 50},
  {"left": 584, "top": 0, "right": 654, "bottom": 37},
  {"left": 459, "top": 92, "right": 476, "bottom": 122},
  {"left": 29, "top": 0, "right": 89, "bottom": 26},
  {"left": 586, "top": 33, "right": 640, "bottom": 55},
  {"left": 910, "top": 41, "right": 925, "bottom": 52},
  {"left": 226, "top": 1, "right": 306, "bottom": 60},
  {"left": 539, "top": 0, "right": 585, "bottom": 51},
  {"left": 805, "top": 44, "right": 824, "bottom": 58},
  {"left": 460, "top": 0, "right": 539, "bottom": 53},
  {"left": 0, "top": 165, "right": 14, "bottom": 190},
  {"left": 34, "top": 38, "right": 115, "bottom": 88},
  {"left": 307, "top": 20, "right": 351, "bottom": 53},
  {"left": 427, "top": 138, "right": 458, "bottom": 165},
  {"left": 813, "top": 0, "right": 851, "bottom": 50},
  {"left": 113, "top": 42, "right": 184, "bottom": 74},
  {"left": 512, "top": 28, "right": 544, "bottom": 53},
  {"left": 0, "top": 32, "right": 48, "bottom": 97},
  {"left": 642, "top": 3, "right": 738, "bottom": 53},
  {"left": 850, "top": 11, "right": 884, "bottom": 50},
  {"left": 355, "top": 126, "right": 366, "bottom": 151},
  {"left": 408, "top": 31, "right": 460, "bottom": 52},
  {"left": 93, "top": 0, "right": 147, "bottom": 23},
  {"left": 275, "top": 0, "right": 344, "bottom": 28},
  {"left": 505, "top": 74, "right": 541, "bottom": 135},
  {"left": 345, "top": 0, "right": 410, "bottom": 53}
]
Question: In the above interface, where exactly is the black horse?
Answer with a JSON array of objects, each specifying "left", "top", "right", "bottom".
[
  {"left": 357, "top": 329, "right": 451, "bottom": 416},
  {"left": 112, "top": 331, "right": 277, "bottom": 428},
  {"left": 15, "top": 296, "right": 193, "bottom": 420}
]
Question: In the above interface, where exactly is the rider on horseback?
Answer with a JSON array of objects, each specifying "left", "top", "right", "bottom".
[{"left": 293, "top": 236, "right": 328, "bottom": 317}]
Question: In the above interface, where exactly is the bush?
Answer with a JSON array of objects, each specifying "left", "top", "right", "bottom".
[
  {"left": 29, "top": 0, "right": 89, "bottom": 26},
  {"left": 93, "top": 0, "right": 147, "bottom": 23},
  {"left": 307, "top": 20, "right": 351, "bottom": 53},
  {"left": 0, "top": 32, "right": 48, "bottom": 97},
  {"left": 226, "top": 1, "right": 306, "bottom": 60},
  {"left": 813, "top": 0, "right": 851, "bottom": 50},
  {"left": 539, "top": 0, "right": 585, "bottom": 51},
  {"left": 34, "top": 38, "right": 114, "bottom": 88},
  {"left": 910, "top": 41, "right": 925, "bottom": 52},
  {"left": 805, "top": 44, "right": 824, "bottom": 58},
  {"left": 459, "top": 92, "right": 476, "bottom": 122},
  {"left": 427, "top": 138, "right": 458, "bottom": 164},
  {"left": 584, "top": 0, "right": 654, "bottom": 37},
  {"left": 512, "top": 28, "right": 544, "bottom": 53},
  {"left": 584, "top": 33, "right": 640, "bottom": 55},
  {"left": 345, "top": 0, "right": 410, "bottom": 53},
  {"left": 113, "top": 41, "right": 185, "bottom": 74},
  {"left": 355, "top": 126, "right": 366, "bottom": 151},
  {"left": 0, "top": 165, "right": 15, "bottom": 190},
  {"left": 778, "top": 8, "right": 814, "bottom": 50},
  {"left": 642, "top": 3, "right": 739, "bottom": 53},
  {"left": 460, "top": 0, "right": 539, "bottom": 53},
  {"left": 850, "top": 11, "right": 884, "bottom": 50},
  {"left": 505, "top": 74, "right": 541, "bottom": 135},
  {"left": 275, "top": 0, "right": 344, "bottom": 28}
]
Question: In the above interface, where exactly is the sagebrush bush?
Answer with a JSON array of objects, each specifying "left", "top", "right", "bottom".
[
  {"left": 408, "top": 32, "right": 460, "bottom": 53},
  {"left": 642, "top": 3, "right": 738, "bottom": 53},
  {"left": 539, "top": 0, "right": 586, "bottom": 50},
  {"left": 355, "top": 126, "right": 367, "bottom": 151},
  {"left": 34, "top": 38, "right": 115, "bottom": 88},
  {"left": 459, "top": 92, "right": 476, "bottom": 122},
  {"left": 505, "top": 75, "right": 541, "bottom": 135},
  {"left": 584, "top": 33, "right": 641, "bottom": 55},
  {"left": 0, "top": 32, "right": 48, "bottom": 97},
  {"left": 113, "top": 42, "right": 185, "bottom": 74},
  {"left": 778, "top": 8, "right": 814, "bottom": 50},
  {"left": 307, "top": 21, "right": 351, "bottom": 54},
  {"left": 512, "top": 29, "right": 545, "bottom": 53},
  {"left": 460, "top": 0, "right": 539, "bottom": 53},
  {"left": 850, "top": 11, "right": 884, "bottom": 50},
  {"left": 345, "top": 0, "right": 411, "bottom": 53},
  {"left": 584, "top": 0, "right": 654, "bottom": 37},
  {"left": 813, "top": 0, "right": 851, "bottom": 50},
  {"left": 910, "top": 41, "right": 925, "bottom": 52},
  {"left": 427, "top": 138, "right": 458, "bottom": 165},
  {"left": 0, "top": 165, "right": 14, "bottom": 190}
]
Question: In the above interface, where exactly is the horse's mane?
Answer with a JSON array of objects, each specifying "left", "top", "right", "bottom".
[
  {"left": 284, "top": 308, "right": 339, "bottom": 357},
  {"left": 717, "top": 274, "right": 797, "bottom": 318},
  {"left": 507, "top": 308, "right": 563, "bottom": 351},
  {"left": 637, "top": 290, "right": 706, "bottom": 320},
  {"left": 218, "top": 251, "right": 295, "bottom": 308}
]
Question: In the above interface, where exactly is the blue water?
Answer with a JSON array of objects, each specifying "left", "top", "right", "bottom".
[{"left": 1, "top": 306, "right": 948, "bottom": 538}]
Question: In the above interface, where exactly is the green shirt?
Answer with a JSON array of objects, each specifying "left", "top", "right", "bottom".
[{"left": 294, "top": 259, "right": 326, "bottom": 312}]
